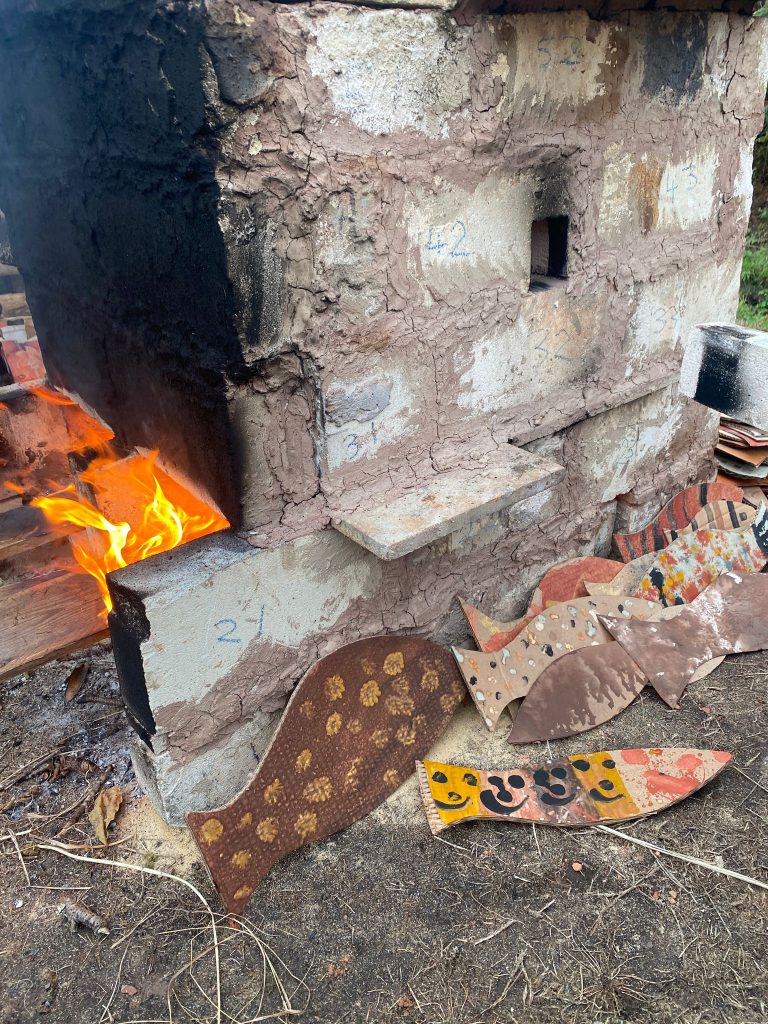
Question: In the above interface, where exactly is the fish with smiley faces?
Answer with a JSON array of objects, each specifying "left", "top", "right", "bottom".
[
  {"left": 417, "top": 748, "right": 731, "bottom": 834},
  {"left": 451, "top": 595, "right": 663, "bottom": 731}
]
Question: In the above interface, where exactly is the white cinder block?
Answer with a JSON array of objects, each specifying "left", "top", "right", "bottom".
[{"left": 681, "top": 323, "right": 768, "bottom": 430}]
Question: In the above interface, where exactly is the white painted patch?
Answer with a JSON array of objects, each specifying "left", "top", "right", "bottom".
[
  {"left": 306, "top": 10, "right": 472, "bottom": 137},
  {"left": 455, "top": 293, "right": 599, "bottom": 415},
  {"left": 324, "top": 366, "right": 423, "bottom": 471},
  {"left": 657, "top": 151, "right": 718, "bottom": 230},
  {"left": 598, "top": 143, "right": 635, "bottom": 240},
  {"left": 140, "top": 531, "right": 382, "bottom": 707},
  {"left": 734, "top": 141, "right": 756, "bottom": 220},
  {"left": 406, "top": 174, "right": 534, "bottom": 298},
  {"left": 504, "top": 13, "right": 612, "bottom": 111},
  {"left": 624, "top": 259, "right": 742, "bottom": 378}
]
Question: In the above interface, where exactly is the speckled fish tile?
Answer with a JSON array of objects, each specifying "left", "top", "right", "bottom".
[
  {"left": 460, "top": 556, "right": 623, "bottom": 652},
  {"left": 451, "top": 595, "right": 660, "bottom": 731},
  {"left": 187, "top": 636, "right": 465, "bottom": 916}
]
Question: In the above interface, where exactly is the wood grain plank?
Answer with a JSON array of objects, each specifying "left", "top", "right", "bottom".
[{"left": 0, "top": 570, "right": 108, "bottom": 681}]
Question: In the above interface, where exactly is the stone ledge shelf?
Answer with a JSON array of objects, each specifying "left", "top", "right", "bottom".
[{"left": 331, "top": 445, "right": 565, "bottom": 560}]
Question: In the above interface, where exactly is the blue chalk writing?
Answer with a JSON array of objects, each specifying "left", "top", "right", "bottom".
[
  {"left": 425, "top": 221, "right": 472, "bottom": 259},
  {"left": 215, "top": 619, "right": 241, "bottom": 644}
]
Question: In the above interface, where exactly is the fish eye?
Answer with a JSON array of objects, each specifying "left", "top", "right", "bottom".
[
  {"left": 508, "top": 775, "right": 526, "bottom": 789},
  {"left": 463, "top": 773, "right": 478, "bottom": 787},
  {"left": 431, "top": 771, "right": 448, "bottom": 784}
]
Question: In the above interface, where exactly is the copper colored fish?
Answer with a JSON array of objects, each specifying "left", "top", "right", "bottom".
[
  {"left": 417, "top": 748, "right": 731, "bottom": 833},
  {"left": 633, "top": 503, "right": 768, "bottom": 606},
  {"left": 506, "top": 643, "right": 647, "bottom": 743},
  {"left": 451, "top": 595, "right": 661, "bottom": 731},
  {"left": 506, "top": 637, "right": 722, "bottom": 744},
  {"left": 460, "top": 555, "right": 623, "bottom": 652},
  {"left": 187, "top": 636, "right": 465, "bottom": 915},
  {"left": 663, "top": 500, "right": 753, "bottom": 542},
  {"left": 602, "top": 570, "right": 768, "bottom": 707},
  {"left": 613, "top": 482, "right": 743, "bottom": 562}
]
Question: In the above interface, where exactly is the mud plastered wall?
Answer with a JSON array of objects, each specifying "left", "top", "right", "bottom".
[
  {"left": 110, "top": 3, "right": 768, "bottom": 820},
  {"left": 208, "top": 3, "right": 767, "bottom": 535},
  {"left": 2, "top": 0, "right": 766, "bottom": 819}
]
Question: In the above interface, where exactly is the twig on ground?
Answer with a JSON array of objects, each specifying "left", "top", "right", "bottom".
[
  {"left": 34, "top": 840, "right": 223, "bottom": 1024},
  {"left": 473, "top": 918, "right": 517, "bottom": 945},
  {"left": 593, "top": 824, "right": 768, "bottom": 891},
  {"left": 4, "top": 827, "right": 30, "bottom": 885}
]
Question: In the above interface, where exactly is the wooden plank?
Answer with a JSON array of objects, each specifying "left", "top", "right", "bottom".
[
  {"left": 0, "top": 570, "right": 108, "bottom": 681},
  {"left": 0, "top": 504, "right": 78, "bottom": 561}
]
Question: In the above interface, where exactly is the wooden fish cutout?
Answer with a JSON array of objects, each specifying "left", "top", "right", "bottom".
[
  {"left": 614, "top": 481, "right": 744, "bottom": 561},
  {"left": 633, "top": 503, "right": 768, "bottom": 606},
  {"left": 187, "top": 636, "right": 465, "bottom": 915},
  {"left": 451, "top": 595, "right": 660, "bottom": 731},
  {"left": 584, "top": 553, "right": 656, "bottom": 597},
  {"left": 507, "top": 632, "right": 722, "bottom": 743},
  {"left": 506, "top": 644, "right": 649, "bottom": 743},
  {"left": 662, "top": 500, "right": 754, "bottom": 543},
  {"left": 417, "top": 749, "right": 731, "bottom": 833},
  {"left": 602, "top": 570, "right": 768, "bottom": 707},
  {"left": 461, "top": 556, "right": 623, "bottom": 652}
]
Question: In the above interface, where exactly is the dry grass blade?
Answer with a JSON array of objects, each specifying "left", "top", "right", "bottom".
[
  {"left": 593, "top": 824, "right": 768, "bottom": 891},
  {"left": 34, "top": 841, "right": 223, "bottom": 1024}
]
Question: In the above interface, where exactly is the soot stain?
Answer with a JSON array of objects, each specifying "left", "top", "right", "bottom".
[{"left": 641, "top": 15, "right": 706, "bottom": 102}]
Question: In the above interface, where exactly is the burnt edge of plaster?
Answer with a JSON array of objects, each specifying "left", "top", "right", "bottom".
[
  {"left": 0, "top": 0, "right": 287, "bottom": 527},
  {"left": 108, "top": 587, "right": 155, "bottom": 747}
]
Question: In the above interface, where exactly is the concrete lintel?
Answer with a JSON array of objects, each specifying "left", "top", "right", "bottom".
[{"left": 331, "top": 444, "right": 564, "bottom": 560}]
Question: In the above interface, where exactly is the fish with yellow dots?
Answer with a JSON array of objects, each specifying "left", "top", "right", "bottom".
[{"left": 187, "top": 635, "right": 465, "bottom": 916}]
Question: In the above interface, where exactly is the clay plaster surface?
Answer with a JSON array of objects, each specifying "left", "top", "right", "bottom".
[
  {"left": 205, "top": 3, "right": 768, "bottom": 530},
  {"left": 137, "top": 530, "right": 382, "bottom": 712}
]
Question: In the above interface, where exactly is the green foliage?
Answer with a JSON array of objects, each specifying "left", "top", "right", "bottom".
[
  {"left": 737, "top": 81, "right": 768, "bottom": 330},
  {"left": 738, "top": 243, "right": 768, "bottom": 331}
]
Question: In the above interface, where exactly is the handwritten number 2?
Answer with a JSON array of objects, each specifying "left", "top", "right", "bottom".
[
  {"left": 215, "top": 619, "right": 241, "bottom": 644},
  {"left": 449, "top": 221, "right": 470, "bottom": 258}
]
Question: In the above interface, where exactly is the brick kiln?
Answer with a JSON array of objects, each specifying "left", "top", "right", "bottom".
[{"left": 0, "top": 0, "right": 765, "bottom": 823}]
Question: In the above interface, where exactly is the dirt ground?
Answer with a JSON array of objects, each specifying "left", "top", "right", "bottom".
[{"left": 0, "top": 640, "right": 767, "bottom": 1024}]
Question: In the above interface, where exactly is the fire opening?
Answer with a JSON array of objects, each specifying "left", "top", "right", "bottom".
[{"left": 6, "top": 385, "right": 229, "bottom": 615}]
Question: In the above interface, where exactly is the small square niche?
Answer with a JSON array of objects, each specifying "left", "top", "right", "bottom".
[{"left": 529, "top": 215, "right": 568, "bottom": 292}]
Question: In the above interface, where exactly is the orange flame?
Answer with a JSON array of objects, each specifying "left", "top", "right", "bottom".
[{"left": 32, "top": 450, "right": 228, "bottom": 615}]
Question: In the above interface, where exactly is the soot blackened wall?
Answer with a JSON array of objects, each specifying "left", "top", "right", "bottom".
[{"left": 0, "top": 0, "right": 264, "bottom": 523}]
